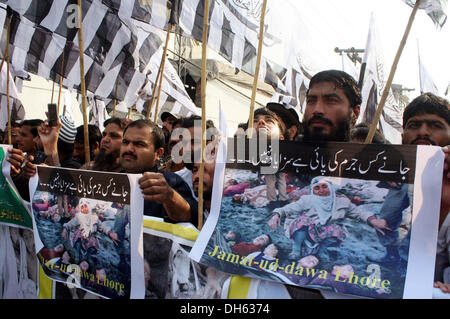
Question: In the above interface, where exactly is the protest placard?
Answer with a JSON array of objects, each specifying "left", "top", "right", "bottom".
[
  {"left": 0, "top": 145, "right": 33, "bottom": 229},
  {"left": 142, "top": 216, "right": 232, "bottom": 299},
  {"left": 190, "top": 139, "right": 444, "bottom": 299},
  {"left": 29, "top": 166, "right": 144, "bottom": 299}
]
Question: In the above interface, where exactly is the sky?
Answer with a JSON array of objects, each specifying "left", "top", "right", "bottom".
[{"left": 287, "top": 0, "right": 450, "bottom": 99}]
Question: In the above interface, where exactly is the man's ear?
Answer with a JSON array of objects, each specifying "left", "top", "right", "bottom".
[
  {"left": 353, "top": 105, "right": 361, "bottom": 119},
  {"left": 156, "top": 147, "right": 165, "bottom": 161}
]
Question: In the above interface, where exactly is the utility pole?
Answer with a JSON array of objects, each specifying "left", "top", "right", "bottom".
[{"left": 334, "top": 47, "right": 364, "bottom": 67}]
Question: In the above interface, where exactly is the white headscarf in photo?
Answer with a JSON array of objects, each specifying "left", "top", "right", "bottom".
[{"left": 309, "top": 176, "right": 336, "bottom": 225}]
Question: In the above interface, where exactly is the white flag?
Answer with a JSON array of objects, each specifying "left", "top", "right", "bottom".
[
  {"left": 417, "top": 41, "right": 440, "bottom": 95},
  {"left": 342, "top": 54, "right": 360, "bottom": 84},
  {"left": 0, "top": 63, "right": 25, "bottom": 130},
  {"left": 403, "top": 0, "right": 448, "bottom": 28},
  {"left": 358, "top": 13, "right": 403, "bottom": 144}
]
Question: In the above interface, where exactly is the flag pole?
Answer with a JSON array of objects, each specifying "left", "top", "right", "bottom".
[
  {"left": 5, "top": 17, "right": 11, "bottom": 144},
  {"left": 146, "top": 59, "right": 163, "bottom": 120},
  {"left": 198, "top": 0, "right": 210, "bottom": 230},
  {"left": 152, "top": 23, "right": 173, "bottom": 123},
  {"left": 247, "top": 0, "right": 268, "bottom": 139},
  {"left": 77, "top": 0, "right": 90, "bottom": 163},
  {"left": 364, "top": 0, "right": 422, "bottom": 144},
  {"left": 0, "top": 17, "right": 9, "bottom": 73},
  {"left": 57, "top": 51, "right": 65, "bottom": 115}
]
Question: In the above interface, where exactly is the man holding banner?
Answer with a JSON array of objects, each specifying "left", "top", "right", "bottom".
[
  {"left": 119, "top": 119, "right": 198, "bottom": 226},
  {"left": 400, "top": 92, "right": 450, "bottom": 295}
]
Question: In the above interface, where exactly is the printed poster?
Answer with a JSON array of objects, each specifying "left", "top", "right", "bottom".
[
  {"left": 190, "top": 139, "right": 444, "bottom": 299},
  {"left": 0, "top": 145, "right": 33, "bottom": 229},
  {"left": 143, "top": 216, "right": 232, "bottom": 299},
  {"left": 29, "top": 166, "right": 145, "bottom": 299}
]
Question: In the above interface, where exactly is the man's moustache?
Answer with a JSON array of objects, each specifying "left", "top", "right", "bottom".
[
  {"left": 411, "top": 136, "right": 436, "bottom": 145},
  {"left": 121, "top": 152, "right": 137, "bottom": 159},
  {"left": 306, "top": 115, "right": 334, "bottom": 127}
]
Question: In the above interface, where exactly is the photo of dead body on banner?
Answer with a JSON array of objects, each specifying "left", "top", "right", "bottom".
[
  {"left": 190, "top": 139, "right": 444, "bottom": 299},
  {"left": 29, "top": 166, "right": 144, "bottom": 299},
  {"left": 142, "top": 217, "right": 231, "bottom": 299}
]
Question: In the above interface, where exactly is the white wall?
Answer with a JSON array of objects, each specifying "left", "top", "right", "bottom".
[
  {"left": 205, "top": 79, "right": 272, "bottom": 136},
  {"left": 18, "top": 74, "right": 84, "bottom": 127}
]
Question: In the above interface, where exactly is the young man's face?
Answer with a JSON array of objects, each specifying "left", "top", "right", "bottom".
[
  {"left": 304, "top": 81, "right": 359, "bottom": 142},
  {"left": 73, "top": 142, "right": 85, "bottom": 164},
  {"left": 8, "top": 126, "right": 20, "bottom": 147},
  {"left": 17, "top": 125, "right": 37, "bottom": 153},
  {"left": 120, "top": 126, "right": 162, "bottom": 173},
  {"left": 253, "top": 114, "right": 283, "bottom": 139},
  {"left": 100, "top": 123, "right": 124, "bottom": 156},
  {"left": 162, "top": 115, "right": 176, "bottom": 138},
  {"left": 402, "top": 113, "right": 450, "bottom": 147},
  {"left": 192, "top": 159, "right": 216, "bottom": 200}
]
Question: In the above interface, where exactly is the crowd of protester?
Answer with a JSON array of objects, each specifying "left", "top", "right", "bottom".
[{"left": 1, "top": 69, "right": 449, "bottom": 298}]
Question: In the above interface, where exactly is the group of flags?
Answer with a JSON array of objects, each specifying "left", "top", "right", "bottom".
[{"left": 0, "top": 0, "right": 447, "bottom": 144}]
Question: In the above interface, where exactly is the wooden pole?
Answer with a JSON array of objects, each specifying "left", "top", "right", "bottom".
[
  {"left": 247, "top": 0, "right": 268, "bottom": 139},
  {"left": 198, "top": 0, "right": 210, "bottom": 230},
  {"left": 0, "top": 17, "right": 8, "bottom": 74},
  {"left": 5, "top": 17, "right": 11, "bottom": 144},
  {"left": 154, "top": 24, "right": 173, "bottom": 123},
  {"left": 364, "top": 0, "right": 422, "bottom": 144},
  {"left": 77, "top": 0, "right": 90, "bottom": 163},
  {"left": 146, "top": 59, "right": 163, "bottom": 120},
  {"left": 147, "top": 24, "right": 173, "bottom": 122},
  {"left": 51, "top": 80, "right": 55, "bottom": 104},
  {"left": 57, "top": 51, "right": 65, "bottom": 115}
]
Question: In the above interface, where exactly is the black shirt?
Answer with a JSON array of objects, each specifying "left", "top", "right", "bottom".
[{"left": 142, "top": 166, "right": 199, "bottom": 227}]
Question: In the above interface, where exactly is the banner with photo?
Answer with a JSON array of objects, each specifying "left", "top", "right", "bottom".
[
  {"left": 0, "top": 145, "right": 33, "bottom": 229},
  {"left": 29, "top": 166, "right": 145, "bottom": 299},
  {"left": 190, "top": 139, "right": 444, "bottom": 299},
  {"left": 143, "top": 216, "right": 233, "bottom": 299}
]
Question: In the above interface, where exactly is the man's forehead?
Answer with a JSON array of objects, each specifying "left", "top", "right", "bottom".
[
  {"left": 105, "top": 122, "right": 122, "bottom": 132},
  {"left": 406, "top": 112, "right": 449, "bottom": 124},
  {"left": 254, "top": 114, "right": 276, "bottom": 122},
  {"left": 308, "top": 81, "right": 345, "bottom": 95},
  {"left": 124, "top": 126, "right": 152, "bottom": 140}
]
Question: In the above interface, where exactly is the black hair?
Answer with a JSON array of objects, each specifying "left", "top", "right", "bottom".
[
  {"left": 103, "top": 117, "right": 132, "bottom": 130},
  {"left": 20, "top": 119, "right": 44, "bottom": 137},
  {"left": 350, "top": 123, "right": 386, "bottom": 144},
  {"left": 124, "top": 119, "right": 165, "bottom": 150},
  {"left": 181, "top": 115, "right": 219, "bottom": 140},
  {"left": 403, "top": 93, "right": 450, "bottom": 127},
  {"left": 308, "top": 70, "right": 362, "bottom": 109},
  {"left": 76, "top": 124, "right": 102, "bottom": 145}
]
